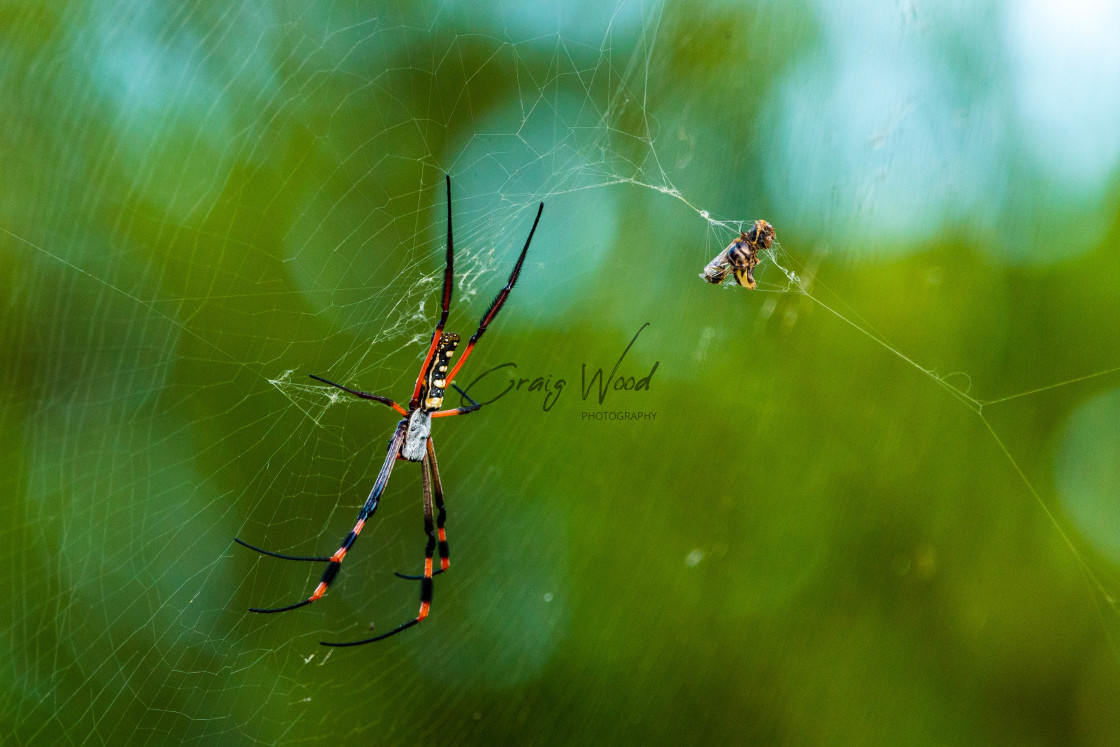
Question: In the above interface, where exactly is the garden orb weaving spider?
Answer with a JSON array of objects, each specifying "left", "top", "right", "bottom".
[{"left": 235, "top": 175, "right": 544, "bottom": 646}]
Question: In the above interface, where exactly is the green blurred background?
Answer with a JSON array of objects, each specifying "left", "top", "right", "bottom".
[{"left": 3, "top": 0, "right": 1120, "bottom": 744}]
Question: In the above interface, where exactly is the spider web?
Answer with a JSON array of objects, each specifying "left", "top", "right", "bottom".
[{"left": 4, "top": 0, "right": 1120, "bottom": 744}]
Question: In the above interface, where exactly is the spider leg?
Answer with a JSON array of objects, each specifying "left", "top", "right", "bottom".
[
  {"left": 445, "top": 201, "right": 543, "bottom": 387},
  {"left": 395, "top": 436, "right": 449, "bottom": 579},
  {"left": 429, "top": 384, "right": 482, "bottom": 418},
  {"left": 428, "top": 437, "right": 451, "bottom": 572},
  {"left": 409, "top": 174, "right": 456, "bottom": 409},
  {"left": 233, "top": 538, "right": 330, "bottom": 562},
  {"left": 242, "top": 424, "right": 406, "bottom": 614},
  {"left": 309, "top": 375, "right": 407, "bottom": 415},
  {"left": 323, "top": 436, "right": 445, "bottom": 646},
  {"left": 430, "top": 405, "right": 480, "bottom": 418},
  {"left": 452, "top": 383, "right": 480, "bottom": 407},
  {"left": 320, "top": 617, "right": 421, "bottom": 646}
]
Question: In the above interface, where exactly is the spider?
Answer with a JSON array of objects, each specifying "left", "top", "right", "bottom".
[{"left": 235, "top": 175, "right": 543, "bottom": 646}]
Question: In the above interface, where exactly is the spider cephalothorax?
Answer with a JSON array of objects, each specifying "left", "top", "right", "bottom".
[
  {"left": 421, "top": 333, "right": 460, "bottom": 412},
  {"left": 235, "top": 176, "right": 543, "bottom": 646},
  {"left": 400, "top": 332, "right": 461, "bottom": 461}
]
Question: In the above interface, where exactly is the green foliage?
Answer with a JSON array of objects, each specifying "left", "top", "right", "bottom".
[{"left": 2, "top": 0, "right": 1120, "bottom": 744}]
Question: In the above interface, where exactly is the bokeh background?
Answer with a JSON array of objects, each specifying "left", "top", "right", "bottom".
[{"left": 3, "top": 0, "right": 1120, "bottom": 744}]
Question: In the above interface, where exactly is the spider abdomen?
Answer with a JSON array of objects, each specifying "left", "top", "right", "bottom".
[{"left": 400, "top": 411, "right": 432, "bottom": 461}]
